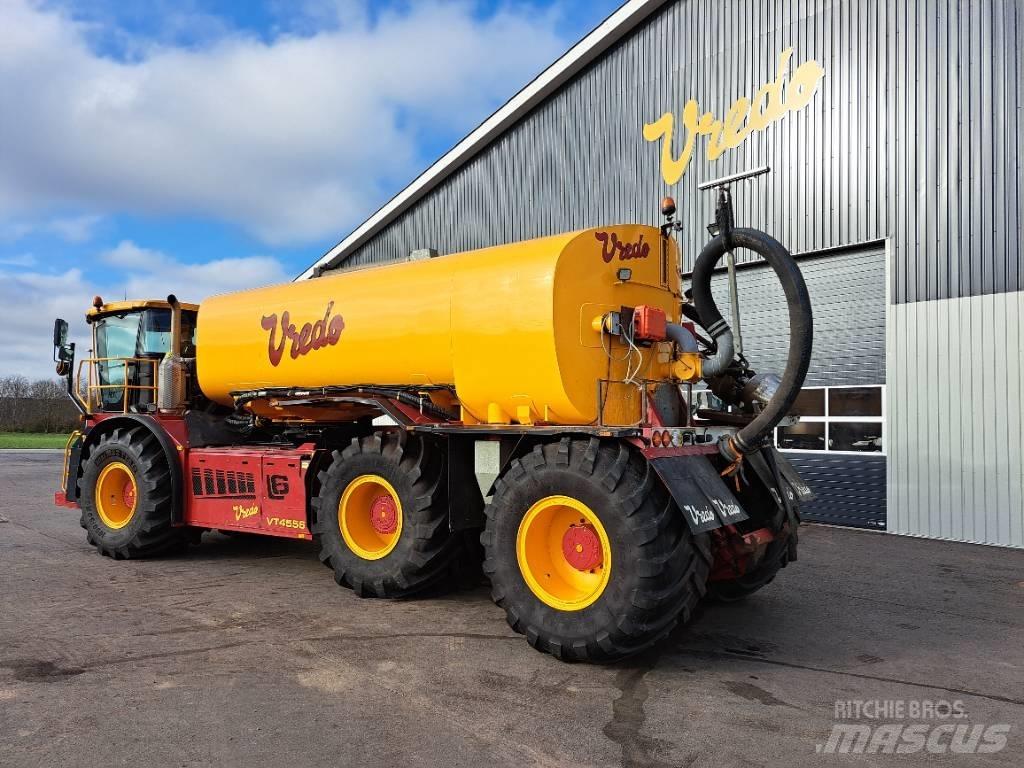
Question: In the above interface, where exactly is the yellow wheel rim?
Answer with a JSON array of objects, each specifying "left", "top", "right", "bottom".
[
  {"left": 516, "top": 495, "right": 611, "bottom": 611},
  {"left": 338, "top": 474, "right": 403, "bottom": 560},
  {"left": 95, "top": 461, "right": 137, "bottom": 530}
]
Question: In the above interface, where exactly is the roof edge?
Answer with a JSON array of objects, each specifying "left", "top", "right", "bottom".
[{"left": 296, "top": 0, "right": 668, "bottom": 281}]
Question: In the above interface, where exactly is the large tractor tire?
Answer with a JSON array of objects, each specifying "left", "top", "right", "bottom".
[
  {"left": 79, "top": 426, "right": 188, "bottom": 558},
  {"left": 311, "top": 431, "right": 459, "bottom": 598},
  {"left": 482, "top": 438, "right": 711, "bottom": 662},
  {"left": 706, "top": 535, "right": 794, "bottom": 602}
]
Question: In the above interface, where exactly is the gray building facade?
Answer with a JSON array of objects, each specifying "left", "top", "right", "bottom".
[{"left": 303, "top": 0, "right": 1024, "bottom": 548}]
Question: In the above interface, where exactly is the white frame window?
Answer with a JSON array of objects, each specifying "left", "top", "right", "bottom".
[{"left": 775, "top": 385, "right": 886, "bottom": 456}]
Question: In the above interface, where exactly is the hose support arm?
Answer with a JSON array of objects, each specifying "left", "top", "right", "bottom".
[{"left": 690, "top": 228, "right": 813, "bottom": 461}]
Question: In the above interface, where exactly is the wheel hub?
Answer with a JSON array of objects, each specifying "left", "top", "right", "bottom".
[
  {"left": 95, "top": 461, "right": 137, "bottom": 530},
  {"left": 339, "top": 474, "right": 403, "bottom": 561},
  {"left": 561, "top": 524, "right": 603, "bottom": 571},
  {"left": 369, "top": 493, "right": 399, "bottom": 534},
  {"left": 122, "top": 483, "right": 136, "bottom": 510},
  {"left": 516, "top": 495, "right": 611, "bottom": 611}
]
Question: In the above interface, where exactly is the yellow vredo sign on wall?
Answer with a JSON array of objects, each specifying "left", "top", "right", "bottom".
[{"left": 643, "top": 48, "right": 825, "bottom": 185}]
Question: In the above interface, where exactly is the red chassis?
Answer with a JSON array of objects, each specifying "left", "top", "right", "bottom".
[
  {"left": 57, "top": 406, "right": 779, "bottom": 579},
  {"left": 56, "top": 412, "right": 314, "bottom": 540},
  {"left": 185, "top": 443, "right": 314, "bottom": 539}
]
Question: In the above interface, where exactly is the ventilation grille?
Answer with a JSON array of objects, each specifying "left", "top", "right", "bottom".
[{"left": 190, "top": 467, "right": 256, "bottom": 499}]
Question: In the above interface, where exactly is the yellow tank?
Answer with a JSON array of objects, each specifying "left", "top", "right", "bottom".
[{"left": 196, "top": 225, "right": 685, "bottom": 426}]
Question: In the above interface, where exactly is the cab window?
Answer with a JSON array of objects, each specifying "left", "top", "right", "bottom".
[
  {"left": 92, "top": 308, "right": 196, "bottom": 411},
  {"left": 95, "top": 309, "right": 196, "bottom": 359},
  {"left": 137, "top": 310, "right": 197, "bottom": 355},
  {"left": 95, "top": 313, "right": 142, "bottom": 361},
  {"left": 94, "top": 314, "right": 142, "bottom": 409}
]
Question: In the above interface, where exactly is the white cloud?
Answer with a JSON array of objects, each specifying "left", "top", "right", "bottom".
[
  {"left": 47, "top": 214, "right": 103, "bottom": 243},
  {"left": 99, "top": 239, "right": 159, "bottom": 267},
  {"left": 0, "top": 252, "right": 36, "bottom": 266},
  {"left": 0, "top": 220, "right": 34, "bottom": 243},
  {"left": 0, "top": 0, "right": 567, "bottom": 245},
  {"left": 0, "top": 213, "right": 102, "bottom": 244},
  {"left": 0, "top": 266, "right": 97, "bottom": 383},
  {"left": 99, "top": 240, "right": 289, "bottom": 301},
  {"left": 0, "top": 240, "right": 289, "bottom": 380}
]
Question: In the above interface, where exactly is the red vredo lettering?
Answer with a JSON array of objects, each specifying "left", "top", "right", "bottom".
[
  {"left": 261, "top": 302, "right": 345, "bottom": 367},
  {"left": 595, "top": 231, "right": 651, "bottom": 263}
]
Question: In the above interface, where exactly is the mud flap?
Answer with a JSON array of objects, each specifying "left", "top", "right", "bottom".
[
  {"left": 648, "top": 455, "right": 749, "bottom": 534},
  {"left": 746, "top": 448, "right": 814, "bottom": 507},
  {"left": 447, "top": 436, "right": 485, "bottom": 531},
  {"left": 745, "top": 446, "right": 809, "bottom": 563}
]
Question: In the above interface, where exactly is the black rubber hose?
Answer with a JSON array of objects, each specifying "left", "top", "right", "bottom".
[
  {"left": 391, "top": 389, "right": 459, "bottom": 421},
  {"left": 690, "top": 228, "right": 813, "bottom": 460}
]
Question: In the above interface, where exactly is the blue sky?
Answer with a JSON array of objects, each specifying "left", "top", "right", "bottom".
[{"left": 0, "top": 0, "right": 621, "bottom": 378}]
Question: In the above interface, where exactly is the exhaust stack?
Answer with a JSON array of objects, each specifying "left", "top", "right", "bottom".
[
  {"left": 168, "top": 293, "right": 182, "bottom": 357},
  {"left": 158, "top": 294, "right": 188, "bottom": 412}
]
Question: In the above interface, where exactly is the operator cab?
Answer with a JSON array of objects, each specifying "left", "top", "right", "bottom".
[{"left": 86, "top": 299, "right": 198, "bottom": 412}]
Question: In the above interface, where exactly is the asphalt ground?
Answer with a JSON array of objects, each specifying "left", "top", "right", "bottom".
[{"left": 2, "top": 450, "right": 1022, "bottom": 767}]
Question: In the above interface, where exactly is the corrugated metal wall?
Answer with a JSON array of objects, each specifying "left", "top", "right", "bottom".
[
  {"left": 711, "top": 244, "right": 888, "bottom": 528},
  {"left": 326, "top": 0, "right": 1023, "bottom": 307},
  {"left": 888, "top": 290, "right": 1024, "bottom": 548},
  {"left": 710, "top": 245, "right": 887, "bottom": 386}
]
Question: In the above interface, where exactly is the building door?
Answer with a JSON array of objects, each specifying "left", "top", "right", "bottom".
[{"left": 707, "top": 243, "right": 887, "bottom": 528}]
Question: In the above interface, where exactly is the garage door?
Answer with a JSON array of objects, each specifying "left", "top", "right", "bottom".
[{"left": 707, "top": 243, "right": 887, "bottom": 529}]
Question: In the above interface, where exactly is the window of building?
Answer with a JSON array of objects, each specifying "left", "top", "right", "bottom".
[{"left": 775, "top": 385, "right": 885, "bottom": 455}]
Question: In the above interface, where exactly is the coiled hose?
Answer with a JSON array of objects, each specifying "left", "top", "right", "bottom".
[{"left": 690, "top": 228, "right": 813, "bottom": 461}]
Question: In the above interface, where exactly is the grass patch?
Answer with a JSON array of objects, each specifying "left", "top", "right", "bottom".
[{"left": 0, "top": 432, "right": 70, "bottom": 449}]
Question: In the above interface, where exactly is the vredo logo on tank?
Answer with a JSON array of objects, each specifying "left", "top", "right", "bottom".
[
  {"left": 595, "top": 231, "right": 651, "bottom": 264},
  {"left": 260, "top": 302, "right": 345, "bottom": 367}
]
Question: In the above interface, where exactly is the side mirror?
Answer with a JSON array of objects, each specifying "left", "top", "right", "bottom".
[{"left": 53, "top": 318, "right": 69, "bottom": 348}]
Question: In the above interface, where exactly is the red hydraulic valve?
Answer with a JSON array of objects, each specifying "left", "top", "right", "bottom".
[{"left": 632, "top": 305, "right": 667, "bottom": 342}]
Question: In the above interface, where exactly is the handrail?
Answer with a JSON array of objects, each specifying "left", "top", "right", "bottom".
[
  {"left": 76, "top": 357, "right": 161, "bottom": 414},
  {"left": 60, "top": 430, "right": 82, "bottom": 493}
]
